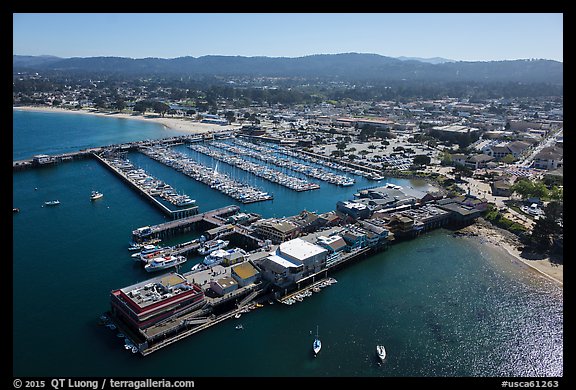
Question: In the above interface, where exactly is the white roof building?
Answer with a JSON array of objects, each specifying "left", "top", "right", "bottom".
[{"left": 279, "top": 238, "right": 327, "bottom": 262}]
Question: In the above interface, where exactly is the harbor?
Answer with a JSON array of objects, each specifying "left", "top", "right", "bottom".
[
  {"left": 12, "top": 131, "right": 508, "bottom": 357},
  {"left": 139, "top": 144, "right": 274, "bottom": 203},
  {"left": 94, "top": 151, "right": 199, "bottom": 219},
  {"left": 103, "top": 176, "right": 493, "bottom": 356},
  {"left": 211, "top": 139, "right": 355, "bottom": 186},
  {"left": 13, "top": 109, "right": 563, "bottom": 377},
  {"left": 188, "top": 143, "right": 321, "bottom": 192}
]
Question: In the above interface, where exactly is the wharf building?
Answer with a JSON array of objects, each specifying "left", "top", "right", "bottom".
[
  {"left": 110, "top": 273, "right": 206, "bottom": 331},
  {"left": 106, "top": 187, "right": 486, "bottom": 354},
  {"left": 252, "top": 219, "right": 300, "bottom": 244},
  {"left": 252, "top": 210, "right": 341, "bottom": 244},
  {"left": 203, "top": 260, "right": 262, "bottom": 298},
  {"left": 371, "top": 204, "right": 451, "bottom": 240},
  {"left": 257, "top": 238, "right": 328, "bottom": 288}
]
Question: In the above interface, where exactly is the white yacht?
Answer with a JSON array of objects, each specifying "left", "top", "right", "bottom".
[
  {"left": 144, "top": 255, "right": 187, "bottom": 272},
  {"left": 202, "top": 248, "right": 230, "bottom": 266},
  {"left": 132, "top": 245, "right": 164, "bottom": 262},
  {"left": 90, "top": 191, "right": 104, "bottom": 200},
  {"left": 197, "top": 239, "right": 229, "bottom": 256}
]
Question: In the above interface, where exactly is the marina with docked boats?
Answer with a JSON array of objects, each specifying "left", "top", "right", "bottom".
[{"left": 16, "top": 132, "right": 490, "bottom": 357}]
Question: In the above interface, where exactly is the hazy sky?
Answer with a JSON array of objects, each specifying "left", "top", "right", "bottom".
[{"left": 13, "top": 13, "right": 563, "bottom": 62}]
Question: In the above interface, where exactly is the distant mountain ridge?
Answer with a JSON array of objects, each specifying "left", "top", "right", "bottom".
[
  {"left": 396, "top": 56, "right": 455, "bottom": 64},
  {"left": 12, "top": 53, "right": 563, "bottom": 84}
]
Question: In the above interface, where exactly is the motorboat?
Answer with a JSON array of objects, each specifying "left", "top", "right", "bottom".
[
  {"left": 376, "top": 345, "right": 386, "bottom": 361},
  {"left": 202, "top": 247, "right": 246, "bottom": 266},
  {"left": 202, "top": 248, "right": 229, "bottom": 266},
  {"left": 144, "top": 254, "right": 187, "bottom": 272},
  {"left": 174, "top": 195, "right": 196, "bottom": 207},
  {"left": 44, "top": 200, "right": 60, "bottom": 206},
  {"left": 133, "top": 245, "right": 164, "bottom": 262},
  {"left": 313, "top": 325, "right": 321, "bottom": 356},
  {"left": 128, "top": 243, "right": 143, "bottom": 251},
  {"left": 90, "top": 191, "right": 104, "bottom": 200},
  {"left": 197, "top": 239, "right": 229, "bottom": 256}
]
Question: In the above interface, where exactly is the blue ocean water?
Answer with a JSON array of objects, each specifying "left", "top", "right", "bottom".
[
  {"left": 13, "top": 108, "right": 184, "bottom": 161},
  {"left": 12, "top": 110, "right": 563, "bottom": 377}
]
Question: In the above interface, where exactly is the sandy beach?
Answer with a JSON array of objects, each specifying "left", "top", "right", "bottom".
[
  {"left": 458, "top": 219, "right": 563, "bottom": 286},
  {"left": 13, "top": 105, "right": 242, "bottom": 134}
]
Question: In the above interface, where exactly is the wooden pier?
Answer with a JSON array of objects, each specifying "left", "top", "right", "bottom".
[
  {"left": 132, "top": 205, "right": 240, "bottom": 242},
  {"left": 93, "top": 153, "right": 199, "bottom": 220},
  {"left": 12, "top": 134, "right": 204, "bottom": 171}
]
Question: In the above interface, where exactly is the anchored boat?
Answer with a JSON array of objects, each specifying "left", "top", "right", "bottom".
[
  {"left": 91, "top": 191, "right": 104, "bottom": 200},
  {"left": 313, "top": 325, "right": 321, "bottom": 356},
  {"left": 376, "top": 345, "right": 386, "bottom": 362}
]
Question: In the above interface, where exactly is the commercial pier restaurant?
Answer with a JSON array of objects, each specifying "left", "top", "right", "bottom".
[{"left": 110, "top": 273, "right": 205, "bottom": 330}]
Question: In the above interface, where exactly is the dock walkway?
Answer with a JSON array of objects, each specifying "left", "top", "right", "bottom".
[
  {"left": 132, "top": 205, "right": 240, "bottom": 242},
  {"left": 93, "top": 152, "right": 198, "bottom": 219}
]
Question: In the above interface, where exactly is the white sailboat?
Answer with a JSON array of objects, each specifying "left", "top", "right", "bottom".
[
  {"left": 376, "top": 345, "right": 386, "bottom": 362},
  {"left": 313, "top": 325, "right": 321, "bottom": 356}
]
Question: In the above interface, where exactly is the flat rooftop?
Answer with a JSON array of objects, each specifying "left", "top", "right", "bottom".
[
  {"left": 119, "top": 273, "right": 198, "bottom": 310},
  {"left": 279, "top": 238, "right": 327, "bottom": 260}
]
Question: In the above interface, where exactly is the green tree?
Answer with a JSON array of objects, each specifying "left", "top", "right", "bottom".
[
  {"left": 500, "top": 154, "right": 516, "bottom": 164},
  {"left": 440, "top": 151, "right": 452, "bottom": 166},
  {"left": 152, "top": 101, "right": 170, "bottom": 117},
  {"left": 112, "top": 98, "right": 126, "bottom": 111},
  {"left": 532, "top": 181, "right": 550, "bottom": 199},
  {"left": 93, "top": 96, "right": 107, "bottom": 109},
  {"left": 133, "top": 100, "right": 148, "bottom": 114},
  {"left": 224, "top": 111, "right": 236, "bottom": 124},
  {"left": 453, "top": 164, "right": 473, "bottom": 177},
  {"left": 413, "top": 154, "right": 431, "bottom": 166},
  {"left": 510, "top": 178, "right": 551, "bottom": 199},
  {"left": 549, "top": 186, "right": 563, "bottom": 201},
  {"left": 336, "top": 141, "right": 347, "bottom": 150},
  {"left": 530, "top": 201, "right": 563, "bottom": 251}
]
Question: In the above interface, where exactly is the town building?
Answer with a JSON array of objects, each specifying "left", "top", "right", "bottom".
[
  {"left": 277, "top": 238, "right": 328, "bottom": 274},
  {"left": 252, "top": 218, "right": 299, "bottom": 243},
  {"left": 533, "top": 146, "right": 563, "bottom": 170},
  {"left": 110, "top": 273, "right": 205, "bottom": 330},
  {"left": 210, "top": 276, "right": 238, "bottom": 296},
  {"left": 336, "top": 200, "right": 371, "bottom": 220},
  {"left": 316, "top": 235, "right": 348, "bottom": 254},
  {"left": 231, "top": 261, "right": 260, "bottom": 287}
]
